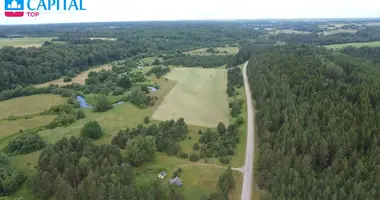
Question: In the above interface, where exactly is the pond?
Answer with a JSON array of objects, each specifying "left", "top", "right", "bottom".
[
  {"left": 147, "top": 86, "right": 158, "bottom": 92},
  {"left": 76, "top": 96, "right": 125, "bottom": 108},
  {"left": 76, "top": 96, "right": 93, "bottom": 108}
]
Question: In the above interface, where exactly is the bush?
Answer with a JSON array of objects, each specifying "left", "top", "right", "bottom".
[
  {"left": 63, "top": 77, "right": 72, "bottom": 82},
  {"left": 188, "top": 136, "right": 192, "bottom": 140},
  {"left": 94, "top": 95, "right": 113, "bottom": 112},
  {"left": 177, "top": 152, "right": 188, "bottom": 158},
  {"left": 81, "top": 121, "right": 103, "bottom": 140},
  {"left": 219, "top": 156, "right": 231, "bottom": 164},
  {"left": 236, "top": 116, "right": 244, "bottom": 125},
  {"left": 144, "top": 116, "right": 150, "bottom": 124},
  {"left": 193, "top": 143, "right": 200, "bottom": 151},
  {"left": 75, "top": 109, "right": 86, "bottom": 120},
  {"left": 5, "top": 133, "right": 47, "bottom": 155},
  {"left": 189, "top": 152, "right": 199, "bottom": 162}
]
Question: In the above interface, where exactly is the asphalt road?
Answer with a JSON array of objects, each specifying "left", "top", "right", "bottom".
[{"left": 240, "top": 61, "right": 255, "bottom": 200}]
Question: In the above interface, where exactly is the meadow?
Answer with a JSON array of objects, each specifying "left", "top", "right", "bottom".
[
  {"left": 152, "top": 67, "right": 230, "bottom": 127},
  {"left": 0, "top": 37, "right": 56, "bottom": 48},
  {"left": 89, "top": 37, "right": 117, "bottom": 41},
  {"left": 0, "top": 94, "right": 65, "bottom": 119},
  {"left": 184, "top": 46, "right": 239, "bottom": 55},
  {"left": 325, "top": 41, "right": 380, "bottom": 49},
  {"left": 35, "top": 64, "right": 112, "bottom": 88}
]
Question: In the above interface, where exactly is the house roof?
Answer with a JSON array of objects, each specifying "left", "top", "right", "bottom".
[
  {"left": 160, "top": 171, "right": 166, "bottom": 176},
  {"left": 169, "top": 176, "right": 182, "bottom": 186}
]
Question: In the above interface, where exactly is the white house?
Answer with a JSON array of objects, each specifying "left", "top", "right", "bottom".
[
  {"left": 137, "top": 66, "right": 143, "bottom": 70},
  {"left": 158, "top": 171, "right": 167, "bottom": 179}
]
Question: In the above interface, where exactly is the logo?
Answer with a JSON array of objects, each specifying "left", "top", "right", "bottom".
[
  {"left": 4, "top": 0, "right": 86, "bottom": 18},
  {"left": 5, "top": 0, "right": 24, "bottom": 17}
]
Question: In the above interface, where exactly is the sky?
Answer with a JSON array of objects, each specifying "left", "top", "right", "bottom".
[{"left": 1, "top": 0, "right": 380, "bottom": 25}]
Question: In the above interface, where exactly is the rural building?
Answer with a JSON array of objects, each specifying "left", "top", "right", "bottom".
[
  {"left": 137, "top": 66, "right": 143, "bottom": 70},
  {"left": 158, "top": 171, "right": 167, "bottom": 179},
  {"left": 169, "top": 176, "right": 182, "bottom": 187}
]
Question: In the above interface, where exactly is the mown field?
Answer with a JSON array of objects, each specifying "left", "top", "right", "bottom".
[
  {"left": 152, "top": 67, "right": 230, "bottom": 127},
  {"left": 0, "top": 94, "right": 65, "bottom": 119},
  {"left": 35, "top": 64, "right": 112, "bottom": 88},
  {"left": 325, "top": 41, "right": 380, "bottom": 49},
  {"left": 184, "top": 46, "right": 239, "bottom": 55},
  {"left": 0, "top": 37, "right": 57, "bottom": 48}
]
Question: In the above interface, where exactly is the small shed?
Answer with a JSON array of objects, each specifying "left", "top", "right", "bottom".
[
  {"left": 158, "top": 171, "right": 167, "bottom": 179},
  {"left": 169, "top": 176, "right": 182, "bottom": 187}
]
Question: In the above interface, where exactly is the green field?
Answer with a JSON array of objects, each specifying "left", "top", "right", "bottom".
[
  {"left": 152, "top": 67, "right": 230, "bottom": 127},
  {"left": 0, "top": 115, "right": 56, "bottom": 139},
  {"left": 325, "top": 41, "right": 380, "bottom": 49},
  {"left": 184, "top": 46, "right": 239, "bottom": 55},
  {"left": 0, "top": 94, "right": 66, "bottom": 119},
  {"left": 0, "top": 37, "right": 56, "bottom": 48}
]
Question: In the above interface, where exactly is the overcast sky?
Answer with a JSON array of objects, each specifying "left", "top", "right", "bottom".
[{"left": 1, "top": 0, "right": 380, "bottom": 25}]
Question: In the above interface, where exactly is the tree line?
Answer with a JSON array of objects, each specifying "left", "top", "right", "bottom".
[
  {"left": 248, "top": 44, "right": 380, "bottom": 200},
  {"left": 163, "top": 55, "right": 232, "bottom": 68}
]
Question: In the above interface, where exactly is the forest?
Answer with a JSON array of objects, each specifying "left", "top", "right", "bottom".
[
  {"left": 163, "top": 55, "right": 232, "bottom": 68},
  {"left": 248, "top": 44, "right": 380, "bottom": 200}
]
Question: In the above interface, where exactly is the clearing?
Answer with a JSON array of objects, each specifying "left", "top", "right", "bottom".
[
  {"left": 184, "top": 46, "right": 239, "bottom": 55},
  {"left": 0, "top": 37, "right": 56, "bottom": 48},
  {"left": 35, "top": 64, "right": 112, "bottom": 88},
  {"left": 325, "top": 41, "right": 380, "bottom": 49},
  {"left": 0, "top": 94, "right": 65, "bottom": 119},
  {"left": 152, "top": 67, "right": 230, "bottom": 127},
  {"left": 265, "top": 28, "right": 310, "bottom": 35}
]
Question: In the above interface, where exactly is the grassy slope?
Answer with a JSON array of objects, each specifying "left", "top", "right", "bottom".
[
  {"left": 0, "top": 94, "right": 65, "bottom": 119},
  {"left": 152, "top": 67, "right": 230, "bottom": 128}
]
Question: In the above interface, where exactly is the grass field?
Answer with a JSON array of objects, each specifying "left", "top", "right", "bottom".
[
  {"left": 35, "top": 64, "right": 112, "bottom": 88},
  {"left": 184, "top": 46, "right": 239, "bottom": 55},
  {"left": 0, "top": 94, "right": 65, "bottom": 119},
  {"left": 0, "top": 115, "right": 56, "bottom": 139},
  {"left": 0, "top": 37, "right": 56, "bottom": 48},
  {"left": 152, "top": 67, "right": 230, "bottom": 127},
  {"left": 325, "top": 41, "right": 380, "bottom": 49},
  {"left": 325, "top": 29, "right": 357, "bottom": 35}
]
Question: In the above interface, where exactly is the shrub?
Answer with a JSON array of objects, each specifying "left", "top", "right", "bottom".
[
  {"left": 189, "top": 152, "right": 199, "bottom": 162},
  {"left": 81, "top": 121, "right": 103, "bottom": 140},
  {"left": 188, "top": 136, "right": 192, "bottom": 140},
  {"left": 4, "top": 133, "right": 47, "bottom": 155},
  {"left": 177, "top": 152, "right": 188, "bottom": 158},
  {"left": 236, "top": 116, "right": 244, "bottom": 125},
  {"left": 144, "top": 116, "right": 150, "bottom": 124},
  {"left": 193, "top": 143, "right": 200, "bottom": 151},
  {"left": 219, "top": 156, "right": 231, "bottom": 164},
  {"left": 75, "top": 110, "right": 86, "bottom": 120},
  {"left": 63, "top": 77, "right": 72, "bottom": 82},
  {"left": 94, "top": 95, "right": 113, "bottom": 112}
]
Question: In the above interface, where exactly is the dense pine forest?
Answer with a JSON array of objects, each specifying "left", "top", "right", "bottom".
[{"left": 248, "top": 44, "right": 380, "bottom": 200}]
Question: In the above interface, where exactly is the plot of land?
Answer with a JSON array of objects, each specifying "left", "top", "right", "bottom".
[
  {"left": 152, "top": 67, "right": 230, "bottom": 127},
  {"left": 184, "top": 46, "right": 239, "bottom": 55},
  {"left": 325, "top": 41, "right": 380, "bottom": 49},
  {"left": 0, "top": 94, "right": 65, "bottom": 119},
  {"left": 35, "top": 65, "right": 112, "bottom": 88},
  {"left": 0, "top": 115, "right": 56, "bottom": 139},
  {"left": 325, "top": 29, "right": 357, "bottom": 35},
  {"left": 0, "top": 37, "right": 56, "bottom": 48},
  {"left": 265, "top": 28, "right": 310, "bottom": 35}
]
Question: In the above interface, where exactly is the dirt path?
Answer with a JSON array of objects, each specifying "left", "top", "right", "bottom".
[{"left": 240, "top": 61, "right": 255, "bottom": 200}]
